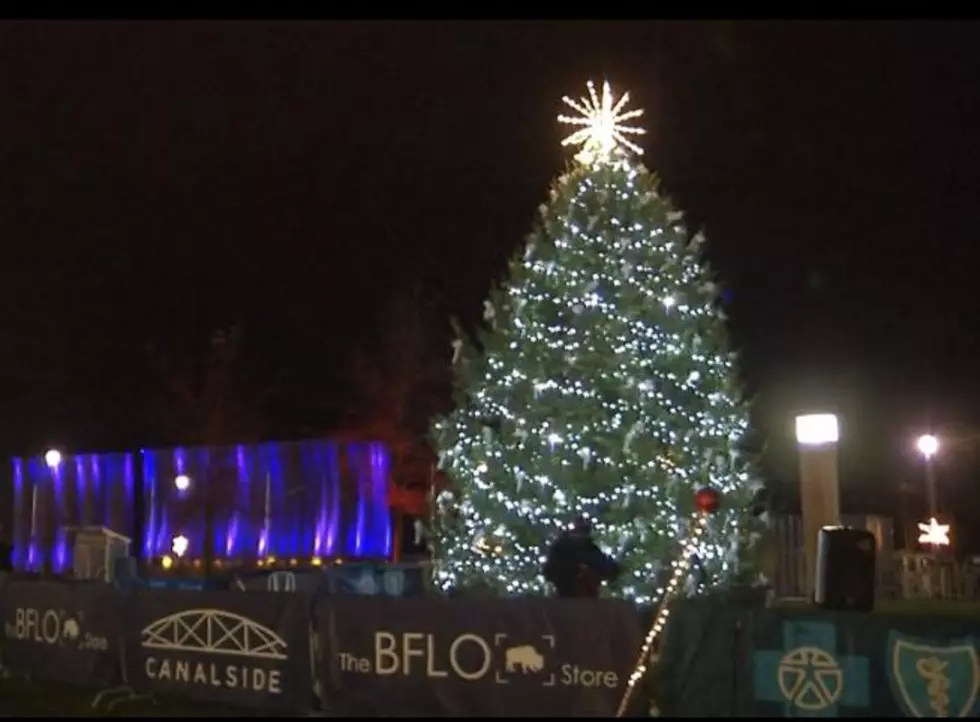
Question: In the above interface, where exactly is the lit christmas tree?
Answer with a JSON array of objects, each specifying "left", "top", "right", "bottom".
[{"left": 432, "top": 80, "right": 762, "bottom": 604}]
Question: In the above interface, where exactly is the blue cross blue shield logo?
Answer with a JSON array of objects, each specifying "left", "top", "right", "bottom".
[
  {"left": 887, "top": 631, "right": 980, "bottom": 718},
  {"left": 754, "top": 620, "right": 869, "bottom": 716}
]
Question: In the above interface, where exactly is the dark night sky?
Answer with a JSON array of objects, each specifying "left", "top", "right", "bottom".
[{"left": 1, "top": 21, "right": 979, "bottom": 529}]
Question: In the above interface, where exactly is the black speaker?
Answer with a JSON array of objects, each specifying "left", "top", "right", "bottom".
[
  {"left": 0, "top": 542, "right": 12, "bottom": 572},
  {"left": 815, "top": 526, "right": 876, "bottom": 613}
]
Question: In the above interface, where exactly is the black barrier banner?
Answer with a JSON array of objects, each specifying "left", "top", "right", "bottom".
[
  {"left": 124, "top": 588, "right": 312, "bottom": 712},
  {"left": 318, "top": 596, "right": 641, "bottom": 717},
  {"left": 659, "top": 601, "right": 980, "bottom": 717},
  {"left": 0, "top": 579, "right": 122, "bottom": 686},
  {"left": 656, "top": 599, "right": 752, "bottom": 717},
  {"left": 748, "top": 608, "right": 980, "bottom": 718}
]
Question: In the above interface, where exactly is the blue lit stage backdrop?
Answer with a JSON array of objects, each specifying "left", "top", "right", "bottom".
[
  {"left": 9, "top": 439, "right": 393, "bottom": 572},
  {"left": 10, "top": 452, "right": 136, "bottom": 573}
]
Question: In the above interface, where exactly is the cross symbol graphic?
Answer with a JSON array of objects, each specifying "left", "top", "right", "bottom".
[{"left": 753, "top": 620, "right": 870, "bottom": 717}]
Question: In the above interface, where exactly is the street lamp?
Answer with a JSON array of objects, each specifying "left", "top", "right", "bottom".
[
  {"left": 795, "top": 414, "right": 839, "bottom": 446},
  {"left": 44, "top": 449, "right": 62, "bottom": 469},
  {"left": 795, "top": 413, "right": 842, "bottom": 598},
  {"left": 916, "top": 434, "right": 940, "bottom": 518},
  {"left": 171, "top": 533, "right": 189, "bottom": 558}
]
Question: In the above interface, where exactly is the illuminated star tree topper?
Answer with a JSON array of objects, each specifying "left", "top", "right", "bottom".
[{"left": 558, "top": 79, "right": 646, "bottom": 164}]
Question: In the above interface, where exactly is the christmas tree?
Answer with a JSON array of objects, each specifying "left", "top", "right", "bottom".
[{"left": 432, "top": 81, "right": 761, "bottom": 604}]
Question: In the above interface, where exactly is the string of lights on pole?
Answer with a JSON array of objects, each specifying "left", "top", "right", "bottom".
[{"left": 614, "top": 486, "right": 721, "bottom": 718}]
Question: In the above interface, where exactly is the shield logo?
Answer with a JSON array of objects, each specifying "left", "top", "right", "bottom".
[{"left": 888, "top": 631, "right": 980, "bottom": 718}]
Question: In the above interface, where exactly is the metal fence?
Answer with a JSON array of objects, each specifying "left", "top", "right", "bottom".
[
  {"left": 771, "top": 513, "right": 980, "bottom": 602},
  {"left": 771, "top": 513, "right": 894, "bottom": 599}
]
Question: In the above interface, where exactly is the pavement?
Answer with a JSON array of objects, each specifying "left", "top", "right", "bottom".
[{"left": 0, "top": 677, "right": 269, "bottom": 717}]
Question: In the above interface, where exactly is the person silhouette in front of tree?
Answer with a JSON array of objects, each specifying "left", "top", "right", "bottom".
[{"left": 543, "top": 516, "right": 620, "bottom": 598}]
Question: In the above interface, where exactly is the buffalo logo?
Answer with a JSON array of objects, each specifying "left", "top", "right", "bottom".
[
  {"left": 62, "top": 618, "right": 80, "bottom": 641},
  {"left": 888, "top": 631, "right": 980, "bottom": 718},
  {"left": 505, "top": 644, "right": 545, "bottom": 673},
  {"left": 494, "top": 635, "right": 556, "bottom": 686}
]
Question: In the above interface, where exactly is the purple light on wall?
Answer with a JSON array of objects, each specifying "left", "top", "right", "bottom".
[
  {"left": 370, "top": 443, "right": 393, "bottom": 559},
  {"left": 125, "top": 439, "right": 398, "bottom": 565},
  {"left": 90, "top": 455, "right": 102, "bottom": 528},
  {"left": 312, "top": 445, "right": 325, "bottom": 557},
  {"left": 12, "top": 458, "right": 25, "bottom": 569},
  {"left": 51, "top": 459, "right": 67, "bottom": 573},
  {"left": 173, "top": 448, "right": 188, "bottom": 500},
  {"left": 147, "top": 449, "right": 172, "bottom": 558},
  {"left": 95, "top": 456, "right": 112, "bottom": 533},
  {"left": 123, "top": 453, "right": 135, "bottom": 538},
  {"left": 267, "top": 444, "right": 290, "bottom": 556},
  {"left": 228, "top": 445, "right": 248, "bottom": 558},
  {"left": 27, "top": 459, "right": 43, "bottom": 571},
  {"left": 326, "top": 444, "right": 340, "bottom": 557},
  {"left": 171, "top": 446, "right": 203, "bottom": 559},
  {"left": 256, "top": 446, "right": 272, "bottom": 557},
  {"left": 74, "top": 457, "right": 84, "bottom": 525},
  {"left": 142, "top": 451, "right": 157, "bottom": 560},
  {"left": 352, "top": 445, "right": 367, "bottom": 557}
]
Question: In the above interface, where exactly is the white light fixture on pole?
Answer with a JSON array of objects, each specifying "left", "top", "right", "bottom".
[
  {"left": 794, "top": 413, "right": 842, "bottom": 599},
  {"left": 44, "top": 449, "right": 62, "bottom": 469},
  {"left": 916, "top": 434, "right": 939, "bottom": 518}
]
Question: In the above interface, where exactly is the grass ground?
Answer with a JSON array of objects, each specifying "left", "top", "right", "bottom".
[
  {"left": 874, "top": 597, "right": 980, "bottom": 617},
  {"left": 0, "top": 676, "right": 274, "bottom": 717},
  {"left": 773, "top": 596, "right": 980, "bottom": 618}
]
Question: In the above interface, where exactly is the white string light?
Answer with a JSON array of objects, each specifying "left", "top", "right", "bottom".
[
  {"left": 432, "top": 81, "right": 758, "bottom": 603},
  {"left": 614, "top": 511, "right": 710, "bottom": 718}
]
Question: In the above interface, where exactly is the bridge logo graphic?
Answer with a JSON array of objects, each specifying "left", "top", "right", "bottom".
[{"left": 140, "top": 608, "right": 288, "bottom": 660}]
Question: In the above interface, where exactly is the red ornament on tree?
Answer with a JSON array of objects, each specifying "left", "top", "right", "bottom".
[{"left": 694, "top": 487, "right": 720, "bottom": 514}]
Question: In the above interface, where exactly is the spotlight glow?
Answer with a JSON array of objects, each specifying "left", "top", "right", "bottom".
[
  {"left": 171, "top": 534, "right": 189, "bottom": 558},
  {"left": 916, "top": 434, "right": 939, "bottom": 459},
  {"left": 44, "top": 449, "right": 62, "bottom": 468},
  {"left": 795, "top": 414, "right": 839, "bottom": 446}
]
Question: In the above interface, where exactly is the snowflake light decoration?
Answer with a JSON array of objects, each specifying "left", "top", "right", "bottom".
[
  {"left": 558, "top": 80, "right": 646, "bottom": 164},
  {"left": 917, "top": 517, "right": 950, "bottom": 546}
]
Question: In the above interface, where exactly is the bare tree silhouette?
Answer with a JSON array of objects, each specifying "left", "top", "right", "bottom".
[
  {"left": 150, "top": 325, "right": 274, "bottom": 575},
  {"left": 341, "top": 286, "right": 451, "bottom": 558}
]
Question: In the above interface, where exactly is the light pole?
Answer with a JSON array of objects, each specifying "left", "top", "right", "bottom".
[
  {"left": 916, "top": 434, "right": 939, "bottom": 519},
  {"left": 172, "top": 472, "right": 215, "bottom": 574},
  {"left": 40, "top": 449, "right": 63, "bottom": 575},
  {"left": 795, "top": 413, "right": 842, "bottom": 598}
]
